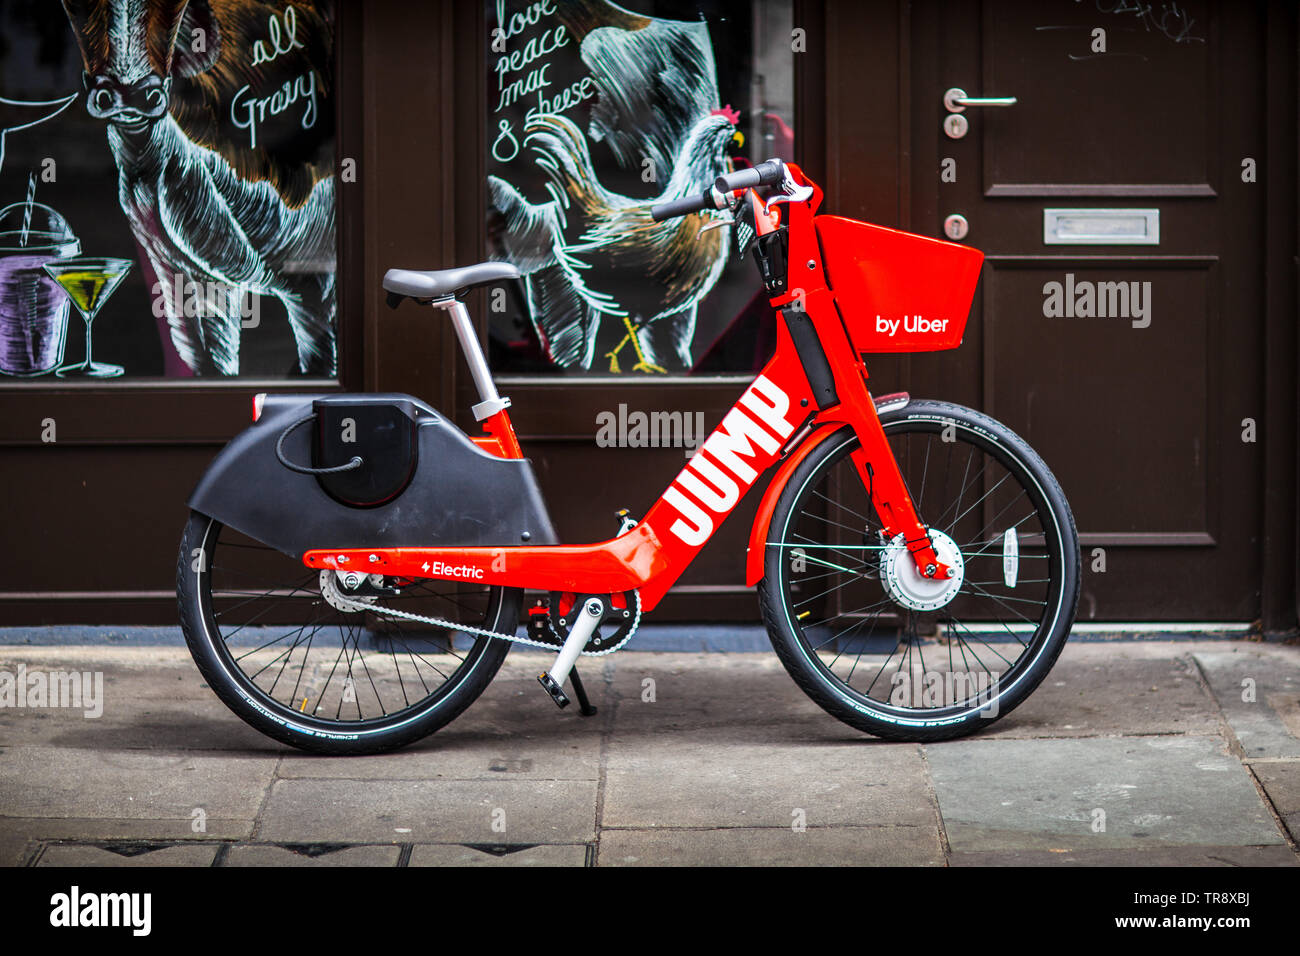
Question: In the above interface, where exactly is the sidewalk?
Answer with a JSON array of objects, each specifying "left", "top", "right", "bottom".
[{"left": 1, "top": 639, "right": 1297, "bottom": 866}]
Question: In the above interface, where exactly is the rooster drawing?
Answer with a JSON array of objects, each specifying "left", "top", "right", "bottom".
[
  {"left": 490, "top": 111, "right": 736, "bottom": 372},
  {"left": 488, "top": 3, "right": 736, "bottom": 372}
]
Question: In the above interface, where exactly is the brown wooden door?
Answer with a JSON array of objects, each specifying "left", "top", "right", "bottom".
[{"left": 904, "top": 0, "right": 1266, "bottom": 621}]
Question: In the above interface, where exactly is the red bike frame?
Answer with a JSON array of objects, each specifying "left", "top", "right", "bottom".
[{"left": 303, "top": 164, "right": 971, "bottom": 611}]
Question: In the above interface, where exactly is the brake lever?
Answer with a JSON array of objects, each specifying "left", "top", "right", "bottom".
[
  {"left": 760, "top": 164, "right": 814, "bottom": 216},
  {"left": 763, "top": 183, "right": 814, "bottom": 217},
  {"left": 696, "top": 216, "right": 735, "bottom": 241}
]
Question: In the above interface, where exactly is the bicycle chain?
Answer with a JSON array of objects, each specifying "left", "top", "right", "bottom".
[{"left": 322, "top": 574, "right": 642, "bottom": 657}]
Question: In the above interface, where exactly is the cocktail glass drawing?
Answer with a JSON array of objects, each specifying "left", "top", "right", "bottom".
[{"left": 42, "top": 256, "right": 132, "bottom": 378}]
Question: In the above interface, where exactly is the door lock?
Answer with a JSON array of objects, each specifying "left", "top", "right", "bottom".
[{"left": 943, "top": 214, "right": 969, "bottom": 241}]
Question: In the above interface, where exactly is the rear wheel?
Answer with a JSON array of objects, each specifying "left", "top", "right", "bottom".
[
  {"left": 759, "top": 401, "right": 1079, "bottom": 741},
  {"left": 177, "top": 511, "right": 519, "bottom": 754}
]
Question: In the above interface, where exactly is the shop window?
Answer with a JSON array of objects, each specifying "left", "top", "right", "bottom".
[
  {"left": 0, "top": 1, "right": 338, "bottom": 381},
  {"left": 485, "top": 0, "right": 795, "bottom": 377}
]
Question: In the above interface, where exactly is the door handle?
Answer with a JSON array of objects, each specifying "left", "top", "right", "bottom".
[{"left": 944, "top": 87, "right": 1017, "bottom": 112}]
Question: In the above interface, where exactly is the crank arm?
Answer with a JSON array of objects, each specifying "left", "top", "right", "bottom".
[{"left": 538, "top": 597, "right": 604, "bottom": 708}]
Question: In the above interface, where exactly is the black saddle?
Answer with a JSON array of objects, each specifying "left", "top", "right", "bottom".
[{"left": 383, "top": 262, "right": 520, "bottom": 307}]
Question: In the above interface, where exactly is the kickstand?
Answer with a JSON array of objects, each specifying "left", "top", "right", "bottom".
[{"left": 568, "top": 666, "right": 598, "bottom": 717}]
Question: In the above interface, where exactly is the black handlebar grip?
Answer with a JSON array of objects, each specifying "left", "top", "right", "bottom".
[
  {"left": 715, "top": 159, "right": 785, "bottom": 194},
  {"left": 650, "top": 190, "right": 712, "bottom": 222}
]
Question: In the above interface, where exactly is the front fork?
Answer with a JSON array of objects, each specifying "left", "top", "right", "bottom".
[{"left": 845, "top": 402, "right": 950, "bottom": 580}]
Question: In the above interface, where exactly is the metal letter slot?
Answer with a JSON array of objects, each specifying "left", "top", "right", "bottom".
[{"left": 1043, "top": 208, "right": 1160, "bottom": 246}]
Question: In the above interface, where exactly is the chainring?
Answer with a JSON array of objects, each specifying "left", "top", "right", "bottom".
[{"left": 535, "top": 591, "right": 639, "bottom": 653}]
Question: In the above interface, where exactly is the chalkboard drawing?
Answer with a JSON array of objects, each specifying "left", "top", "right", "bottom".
[
  {"left": 61, "top": 0, "right": 337, "bottom": 377},
  {"left": 0, "top": 200, "right": 82, "bottom": 377},
  {"left": 560, "top": 2, "right": 730, "bottom": 193},
  {"left": 491, "top": 111, "right": 736, "bottom": 372},
  {"left": 0, "top": 93, "right": 78, "bottom": 174},
  {"left": 43, "top": 257, "right": 133, "bottom": 378},
  {"left": 488, "top": 4, "right": 736, "bottom": 372}
]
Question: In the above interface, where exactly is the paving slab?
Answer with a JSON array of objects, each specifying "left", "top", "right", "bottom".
[
  {"left": 0, "top": 698, "right": 278, "bottom": 753},
  {"left": 0, "top": 646, "right": 283, "bottom": 752},
  {"left": 602, "top": 738, "right": 934, "bottom": 829},
  {"left": 277, "top": 665, "right": 604, "bottom": 782},
  {"left": 604, "top": 653, "right": 854, "bottom": 743},
  {"left": 1250, "top": 761, "right": 1300, "bottom": 843},
  {"left": 949, "top": 845, "right": 1298, "bottom": 866},
  {"left": 0, "top": 647, "right": 214, "bottom": 701},
  {"left": 981, "top": 647, "right": 1219, "bottom": 738},
  {"left": 225, "top": 843, "right": 402, "bottom": 866},
  {"left": 926, "top": 735, "right": 1285, "bottom": 851},
  {"left": 35, "top": 843, "right": 220, "bottom": 867},
  {"left": 0, "top": 746, "right": 273, "bottom": 829},
  {"left": 407, "top": 843, "right": 587, "bottom": 866},
  {"left": 598, "top": 825, "right": 944, "bottom": 866},
  {"left": 257, "top": 777, "right": 597, "bottom": 844},
  {"left": 0, "top": 824, "right": 39, "bottom": 866},
  {"left": 1193, "top": 649, "right": 1300, "bottom": 759},
  {"left": 604, "top": 643, "right": 1222, "bottom": 743}
]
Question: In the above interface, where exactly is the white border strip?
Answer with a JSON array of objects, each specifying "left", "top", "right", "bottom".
[
  {"left": 1070, "top": 622, "right": 1252, "bottom": 634},
  {"left": 970, "top": 621, "right": 1253, "bottom": 634}
]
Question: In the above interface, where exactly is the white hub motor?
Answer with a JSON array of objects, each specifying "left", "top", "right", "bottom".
[{"left": 880, "top": 530, "right": 965, "bottom": 611}]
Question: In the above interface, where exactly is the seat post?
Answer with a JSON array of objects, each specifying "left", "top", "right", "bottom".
[{"left": 433, "top": 296, "right": 510, "bottom": 421}]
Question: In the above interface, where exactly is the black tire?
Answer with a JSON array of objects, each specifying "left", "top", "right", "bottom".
[
  {"left": 759, "top": 400, "right": 1080, "bottom": 741},
  {"left": 177, "top": 511, "right": 519, "bottom": 754}
]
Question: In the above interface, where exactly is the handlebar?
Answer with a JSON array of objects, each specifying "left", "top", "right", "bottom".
[
  {"left": 650, "top": 189, "right": 717, "bottom": 222},
  {"left": 649, "top": 158, "right": 789, "bottom": 221},
  {"left": 714, "top": 159, "right": 786, "bottom": 194}
]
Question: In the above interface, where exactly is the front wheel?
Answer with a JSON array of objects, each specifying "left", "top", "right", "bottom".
[{"left": 759, "top": 400, "right": 1080, "bottom": 741}]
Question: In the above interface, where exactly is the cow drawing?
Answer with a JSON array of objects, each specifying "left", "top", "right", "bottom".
[{"left": 61, "top": 0, "right": 336, "bottom": 376}]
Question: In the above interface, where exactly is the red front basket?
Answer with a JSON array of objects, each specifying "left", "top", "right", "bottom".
[{"left": 815, "top": 216, "right": 985, "bottom": 353}]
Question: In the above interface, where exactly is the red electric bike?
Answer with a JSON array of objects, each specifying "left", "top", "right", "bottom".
[{"left": 177, "top": 159, "right": 1080, "bottom": 754}]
